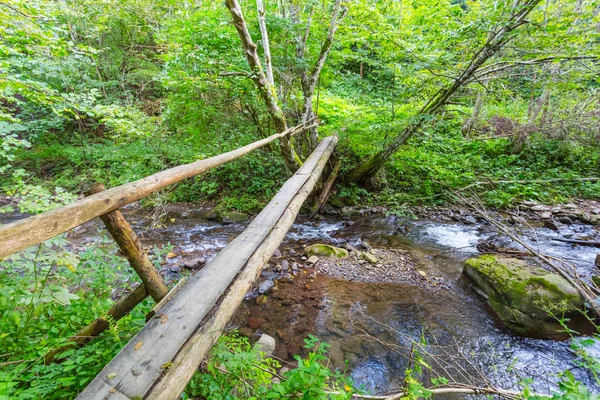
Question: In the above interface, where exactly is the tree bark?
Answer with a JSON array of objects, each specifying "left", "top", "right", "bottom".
[
  {"left": 298, "top": 0, "right": 345, "bottom": 150},
  {"left": 349, "top": 0, "right": 543, "bottom": 183},
  {"left": 225, "top": 0, "right": 301, "bottom": 171},
  {"left": 85, "top": 183, "right": 167, "bottom": 302},
  {"left": 256, "top": 0, "right": 273, "bottom": 85},
  {"left": 461, "top": 90, "right": 485, "bottom": 135}
]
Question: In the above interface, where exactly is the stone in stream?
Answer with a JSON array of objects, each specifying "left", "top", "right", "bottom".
[
  {"left": 464, "top": 255, "right": 591, "bottom": 339},
  {"left": 307, "top": 255, "right": 320, "bottom": 264},
  {"left": 258, "top": 280, "right": 274, "bottom": 294},
  {"left": 305, "top": 243, "right": 349, "bottom": 259},
  {"left": 595, "top": 254, "right": 600, "bottom": 268},
  {"left": 558, "top": 216, "right": 574, "bottom": 225},
  {"left": 281, "top": 260, "right": 290, "bottom": 271},
  {"left": 182, "top": 256, "right": 206, "bottom": 269},
  {"left": 254, "top": 334, "right": 276, "bottom": 357},
  {"left": 530, "top": 205, "right": 551, "bottom": 212},
  {"left": 360, "top": 252, "right": 379, "bottom": 264},
  {"left": 206, "top": 204, "right": 249, "bottom": 224},
  {"left": 542, "top": 220, "right": 559, "bottom": 231}
]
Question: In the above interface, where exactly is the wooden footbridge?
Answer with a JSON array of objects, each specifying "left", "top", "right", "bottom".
[{"left": 0, "top": 124, "right": 337, "bottom": 399}]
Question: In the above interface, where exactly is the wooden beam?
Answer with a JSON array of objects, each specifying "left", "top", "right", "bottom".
[
  {"left": 0, "top": 123, "right": 313, "bottom": 259},
  {"left": 85, "top": 183, "right": 168, "bottom": 302},
  {"left": 145, "top": 136, "right": 337, "bottom": 400},
  {"left": 76, "top": 137, "right": 338, "bottom": 400}
]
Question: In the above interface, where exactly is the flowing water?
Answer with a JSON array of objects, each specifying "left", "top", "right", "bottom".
[{"left": 2, "top": 205, "right": 599, "bottom": 396}]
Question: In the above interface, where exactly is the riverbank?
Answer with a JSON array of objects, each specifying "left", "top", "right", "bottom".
[{"left": 1, "top": 199, "right": 599, "bottom": 396}]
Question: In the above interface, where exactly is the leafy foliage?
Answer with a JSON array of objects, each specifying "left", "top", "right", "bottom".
[{"left": 186, "top": 333, "right": 355, "bottom": 400}]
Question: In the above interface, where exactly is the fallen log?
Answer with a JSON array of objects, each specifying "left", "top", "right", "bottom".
[
  {"left": 0, "top": 122, "right": 315, "bottom": 259},
  {"left": 77, "top": 136, "right": 338, "bottom": 400},
  {"left": 309, "top": 159, "right": 341, "bottom": 218},
  {"left": 550, "top": 237, "right": 600, "bottom": 248},
  {"left": 145, "top": 136, "right": 336, "bottom": 400}
]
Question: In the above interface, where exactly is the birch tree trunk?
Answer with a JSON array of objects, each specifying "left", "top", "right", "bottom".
[
  {"left": 225, "top": 0, "right": 301, "bottom": 171},
  {"left": 256, "top": 0, "right": 273, "bottom": 85},
  {"left": 349, "top": 0, "right": 543, "bottom": 184},
  {"left": 461, "top": 90, "right": 486, "bottom": 135}
]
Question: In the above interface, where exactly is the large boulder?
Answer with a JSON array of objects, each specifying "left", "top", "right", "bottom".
[
  {"left": 464, "top": 255, "right": 589, "bottom": 339},
  {"left": 304, "top": 244, "right": 349, "bottom": 259}
]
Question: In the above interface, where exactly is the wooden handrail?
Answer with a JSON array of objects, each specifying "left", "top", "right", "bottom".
[
  {"left": 76, "top": 136, "right": 337, "bottom": 400},
  {"left": 0, "top": 122, "right": 315, "bottom": 259}
]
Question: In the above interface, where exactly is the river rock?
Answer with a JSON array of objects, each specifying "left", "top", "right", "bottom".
[
  {"left": 254, "top": 334, "right": 276, "bottom": 357},
  {"left": 281, "top": 260, "right": 290, "bottom": 271},
  {"left": 540, "top": 212, "right": 552, "bottom": 219},
  {"left": 256, "top": 295, "right": 267, "bottom": 306},
  {"left": 558, "top": 216, "right": 574, "bottom": 225},
  {"left": 248, "top": 317, "right": 264, "bottom": 329},
  {"left": 258, "top": 279, "right": 274, "bottom": 294},
  {"left": 530, "top": 205, "right": 551, "bottom": 212},
  {"left": 595, "top": 254, "right": 600, "bottom": 268},
  {"left": 542, "top": 220, "right": 559, "bottom": 231},
  {"left": 305, "top": 243, "right": 349, "bottom": 259},
  {"left": 206, "top": 205, "right": 248, "bottom": 224},
  {"left": 464, "top": 255, "right": 586, "bottom": 339},
  {"left": 360, "top": 252, "right": 379, "bottom": 264},
  {"left": 182, "top": 256, "right": 206, "bottom": 269},
  {"left": 307, "top": 255, "right": 319, "bottom": 264}
]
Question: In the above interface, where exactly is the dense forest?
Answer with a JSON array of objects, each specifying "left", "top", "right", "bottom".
[{"left": 1, "top": 0, "right": 600, "bottom": 399}]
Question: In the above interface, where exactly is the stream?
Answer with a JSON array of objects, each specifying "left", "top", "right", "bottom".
[{"left": 2, "top": 205, "right": 599, "bottom": 396}]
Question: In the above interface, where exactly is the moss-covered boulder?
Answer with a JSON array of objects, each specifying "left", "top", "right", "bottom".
[
  {"left": 464, "top": 255, "right": 588, "bottom": 339},
  {"left": 305, "top": 244, "right": 349, "bottom": 259},
  {"left": 206, "top": 204, "right": 248, "bottom": 224}
]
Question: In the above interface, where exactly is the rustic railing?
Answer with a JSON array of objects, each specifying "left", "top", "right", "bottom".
[{"left": 0, "top": 124, "right": 336, "bottom": 400}]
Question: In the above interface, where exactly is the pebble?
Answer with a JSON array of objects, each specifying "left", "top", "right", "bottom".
[{"left": 258, "top": 280, "right": 274, "bottom": 294}]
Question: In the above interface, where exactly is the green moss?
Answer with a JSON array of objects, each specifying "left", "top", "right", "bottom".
[
  {"left": 464, "top": 256, "right": 586, "bottom": 339},
  {"left": 304, "top": 244, "right": 349, "bottom": 259}
]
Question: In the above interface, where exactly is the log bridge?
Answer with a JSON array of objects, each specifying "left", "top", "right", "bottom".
[{"left": 0, "top": 123, "right": 337, "bottom": 399}]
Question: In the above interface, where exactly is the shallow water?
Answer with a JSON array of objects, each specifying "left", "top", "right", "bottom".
[{"left": 2, "top": 206, "right": 599, "bottom": 395}]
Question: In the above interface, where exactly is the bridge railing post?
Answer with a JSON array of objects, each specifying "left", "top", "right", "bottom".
[
  {"left": 84, "top": 183, "right": 168, "bottom": 303},
  {"left": 44, "top": 183, "right": 170, "bottom": 363}
]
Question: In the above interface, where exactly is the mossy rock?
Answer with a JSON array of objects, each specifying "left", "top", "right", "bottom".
[
  {"left": 464, "top": 255, "right": 589, "bottom": 339},
  {"left": 305, "top": 244, "right": 349, "bottom": 259},
  {"left": 206, "top": 203, "right": 248, "bottom": 224}
]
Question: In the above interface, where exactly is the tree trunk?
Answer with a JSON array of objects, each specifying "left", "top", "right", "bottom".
[
  {"left": 461, "top": 90, "right": 485, "bottom": 135},
  {"left": 349, "top": 0, "right": 543, "bottom": 184},
  {"left": 225, "top": 0, "right": 301, "bottom": 171},
  {"left": 528, "top": 87, "right": 550, "bottom": 124},
  {"left": 296, "top": 0, "right": 345, "bottom": 150},
  {"left": 256, "top": 0, "right": 273, "bottom": 85}
]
